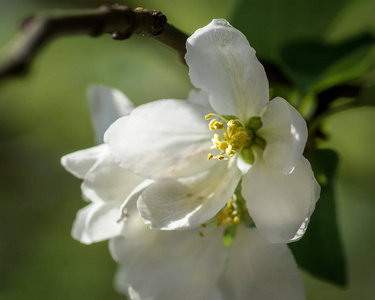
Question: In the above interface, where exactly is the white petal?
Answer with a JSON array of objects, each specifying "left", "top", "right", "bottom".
[
  {"left": 122, "top": 228, "right": 227, "bottom": 300},
  {"left": 187, "top": 89, "right": 211, "bottom": 107},
  {"left": 72, "top": 201, "right": 123, "bottom": 244},
  {"left": 218, "top": 227, "right": 305, "bottom": 300},
  {"left": 138, "top": 160, "right": 242, "bottom": 230},
  {"left": 186, "top": 19, "right": 269, "bottom": 121},
  {"left": 71, "top": 204, "right": 92, "bottom": 244},
  {"left": 105, "top": 99, "right": 214, "bottom": 179},
  {"left": 236, "top": 154, "right": 252, "bottom": 175},
  {"left": 258, "top": 97, "right": 308, "bottom": 174},
  {"left": 61, "top": 144, "right": 107, "bottom": 179},
  {"left": 81, "top": 145, "right": 144, "bottom": 203},
  {"left": 291, "top": 159, "right": 320, "bottom": 242},
  {"left": 242, "top": 156, "right": 320, "bottom": 243},
  {"left": 109, "top": 180, "right": 157, "bottom": 264},
  {"left": 88, "top": 85, "right": 134, "bottom": 144}
]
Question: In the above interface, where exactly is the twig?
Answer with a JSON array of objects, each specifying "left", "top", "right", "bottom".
[{"left": 0, "top": 4, "right": 189, "bottom": 80}]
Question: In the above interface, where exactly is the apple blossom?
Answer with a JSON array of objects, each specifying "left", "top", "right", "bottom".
[
  {"left": 104, "top": 19, "right": 320, "bottom": 244},
  {"left": 61, "top": 85, "right": 144, "bottom": 244},
  {"left": 111, "top": 193, "right": 305, "bottom": 300}
]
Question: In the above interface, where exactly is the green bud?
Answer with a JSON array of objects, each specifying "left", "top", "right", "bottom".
[
  {"left": 247, "top": 116, "right": 262, "bottom": 130},
  {"left": 240, "top": 147, "right": 254, "bottom": 165}
]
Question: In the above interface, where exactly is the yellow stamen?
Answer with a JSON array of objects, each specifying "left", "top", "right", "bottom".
[
  {"left": 214, "top": 122, "right": 224, "bottom": 130},
  {"left": 218, "top": 155, "right": 225, "bottom": 161},
  {"left": 207, "top": 153, "right": 214, "bottom": 160},
  {"left": 233, "top": 216, "right": 240, "bottom": 224},
  {"left": 209, "top": 119, "right": 218, "bottom": 131},
  {"left": 205, "top": 114, "right": 214, "bottom": 120}
]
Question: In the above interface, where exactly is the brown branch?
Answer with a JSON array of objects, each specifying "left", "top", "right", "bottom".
[{"left": 0, "top": 4, "right": 189, "bottom": 80}]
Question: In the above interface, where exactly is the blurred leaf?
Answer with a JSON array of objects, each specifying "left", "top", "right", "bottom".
[
  {"left": 231, "top": 0, "right": 346, "bottom": 61},
  {"left": 357, "top": 84, "right": 375, "bottom": 107},
  {"left": 280, "top": 34, "right": 375, "bottom": 92},
  {"left": 289, "top": 149, "right": 347, "bottom": 286}
]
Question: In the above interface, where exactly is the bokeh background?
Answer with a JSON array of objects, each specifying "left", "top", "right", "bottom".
[{"left": 0, "top": 0, "right": 374, "bottom": 299}]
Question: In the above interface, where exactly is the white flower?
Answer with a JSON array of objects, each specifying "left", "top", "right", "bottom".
[
  {"left": 111, "top": 195, "right": 305, "bottom": 300},
  {"left": 61, "top": 85, "right": 144, "bottom": 244},
  {"left": 105, "top": 19, "right": 320, "bottom": 244}
]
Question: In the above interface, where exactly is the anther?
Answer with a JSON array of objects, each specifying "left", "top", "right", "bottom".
[
  {"left": 218, "top": 155, "right": 225, "bottom": 160},
  {"left": 227, "top": 199, "right": 233, "bottom": 208},
  {"left": 214, "top": 122, "right": 224, "bottom": 130},
  {"left": 198, "top": 231, "right": 204, "bottom": 237},
  {"left": 207, "top": 153, "right": 214, "bottom": 160},
  {"left": 234, "top": 216, "right": 240, "bottom": 224},
  {"left": 227, "top": 120, "right": 238, "bottom": 127},
  {"left": 205, "top": 114, "right": 214, "bottom": 120},
  {"left": 226, "top": 144, "right": 233, "bottom": 155},
  {"left": 209, "top": 119, "right": 218, "bottom": 131}
]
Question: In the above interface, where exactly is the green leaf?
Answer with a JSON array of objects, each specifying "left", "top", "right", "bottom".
[
  {"left": 231, "top": 0, "right": 347, "bottom": 61},
  {"left": 280, "top": 34, "right": 375, "bottom": 92},
  {"left": 289, "top": 149, "right": 347, "bottom": 286},
  {"left": 357, "top": 84, "right": 375, "bottom": 107}
]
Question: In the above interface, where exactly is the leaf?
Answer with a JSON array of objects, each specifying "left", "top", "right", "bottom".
[
  {"left": 289, "top": 149, "right": 347, "bottom": 286},
  {"left": 231, "top": 0, "right": 347, "bottom": 61},
  {"left": 280, "top": 34, "right": 375, "bottom": 92},
  {"left": 357, "top": 84, "right": 375, "bottom": 107}
]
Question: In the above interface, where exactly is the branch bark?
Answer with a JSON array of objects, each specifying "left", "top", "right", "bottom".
[{"left": 0, "top": 4, "right": 189, "bottom": 80}]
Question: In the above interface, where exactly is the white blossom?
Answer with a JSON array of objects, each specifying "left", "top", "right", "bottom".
[
  {"left": 61, "top": 85, "right": 144, "bottom": 244},
  {"left": 105, "top": 19, "right": 320, "bottom": 244},
  {"left": 111, "top": 194, "right": 305, "bottom": 300}
]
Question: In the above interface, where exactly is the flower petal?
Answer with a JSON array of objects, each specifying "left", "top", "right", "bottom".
[
  {"left": 186, "top": 19, "right": 269, "bottom": 121},
  {"left": 82, "top": 145, "right": 144, "bottom": 203},
  {"left": 71, "top": 204, "right": 92, "bottom": 244},
  {"left": 217, "top": 227, "right": 305, "bottom": 300},
  {"left": 258, "top": 97, "right": 308, "bottom": 174},
  {"left": 138, "top": 159, "right": 242, "bottom": 230},
  {"left": 88, "top": 85, "right": 134, "bottom": 144},
  {"left": 116, "top": 228, "right": 226, "bottom": 300},
  {"left": 105, "top": 99, "right": 214, "bottom": 179},
  {"left": 61, "top": 144, "right": 107, "bottom": 179},
  {"left": 72, "top": 201, "right": 123, "bottom": 244},
  {"left": 242, "top": 156, "right": 320, "bottom": 243},
  {"left": 187, "top": 89, "right": 210, "bottom": 107}
]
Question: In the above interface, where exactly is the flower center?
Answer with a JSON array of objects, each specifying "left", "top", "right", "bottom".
[{"left": 205, "top": 113, "right": 266, "bottom": 163}]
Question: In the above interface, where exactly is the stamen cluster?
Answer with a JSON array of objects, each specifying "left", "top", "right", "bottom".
[
  {"left": 205, "top": 114, "right": 251, "bottom": 160},
  {"left": 205, "top": 114, "right": 266, "bottom": 162},
  {"left": 216, "top": 198, "right": 240, "bottom": 227}
]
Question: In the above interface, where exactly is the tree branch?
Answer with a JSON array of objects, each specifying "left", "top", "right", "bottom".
[{"left": 0, "top": 4, "right": 189, "bottom": 80}]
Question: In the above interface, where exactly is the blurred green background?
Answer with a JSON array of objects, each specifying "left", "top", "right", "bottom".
[{"left": 0, "top": 0, "right": 374, "bottom": 299}]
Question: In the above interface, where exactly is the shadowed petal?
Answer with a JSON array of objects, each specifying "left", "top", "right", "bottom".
[
  {"left": 114, "top": 228, "right": 227, "bottom": 300},
  {"left": 258, "top": 97, "right": 308, "bottom": 174},
  {"left": 88, "top": 85, "right": 134, "bottom": 144},
  {"left": 218, "top": 227, "right": 305, "bottom": 300},
  {"left": 138, "top": 160, "right": 242, "bottom": 230},
  {"left": 61, "top": 144, "right": 107, "bottom": 179},
  {"left": 242, "top": 156, "right": 320, "bottom": 243},
  {"left": 82, "top": 146, "right": 144, "bottom": 203},
  {"left": 72, "top": 201, "right": 123, "bottom": 244}
]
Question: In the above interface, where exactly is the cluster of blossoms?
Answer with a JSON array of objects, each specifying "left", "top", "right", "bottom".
[{"left": 62, "top": 20, "right": 320, "bottom": 300}]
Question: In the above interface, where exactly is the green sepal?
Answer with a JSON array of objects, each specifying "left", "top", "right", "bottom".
[
  {"left": 240, "top": 147, "right": 255, "bottom": 165},
  {"left": 247, "top": 116, "right": 262, "bottom": 130},
  {"left": 223, "top": 224, "right": 237, "bottom": 247},
  {"left": 234, "top": 180, "right": 254, "bottom": 227}
]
